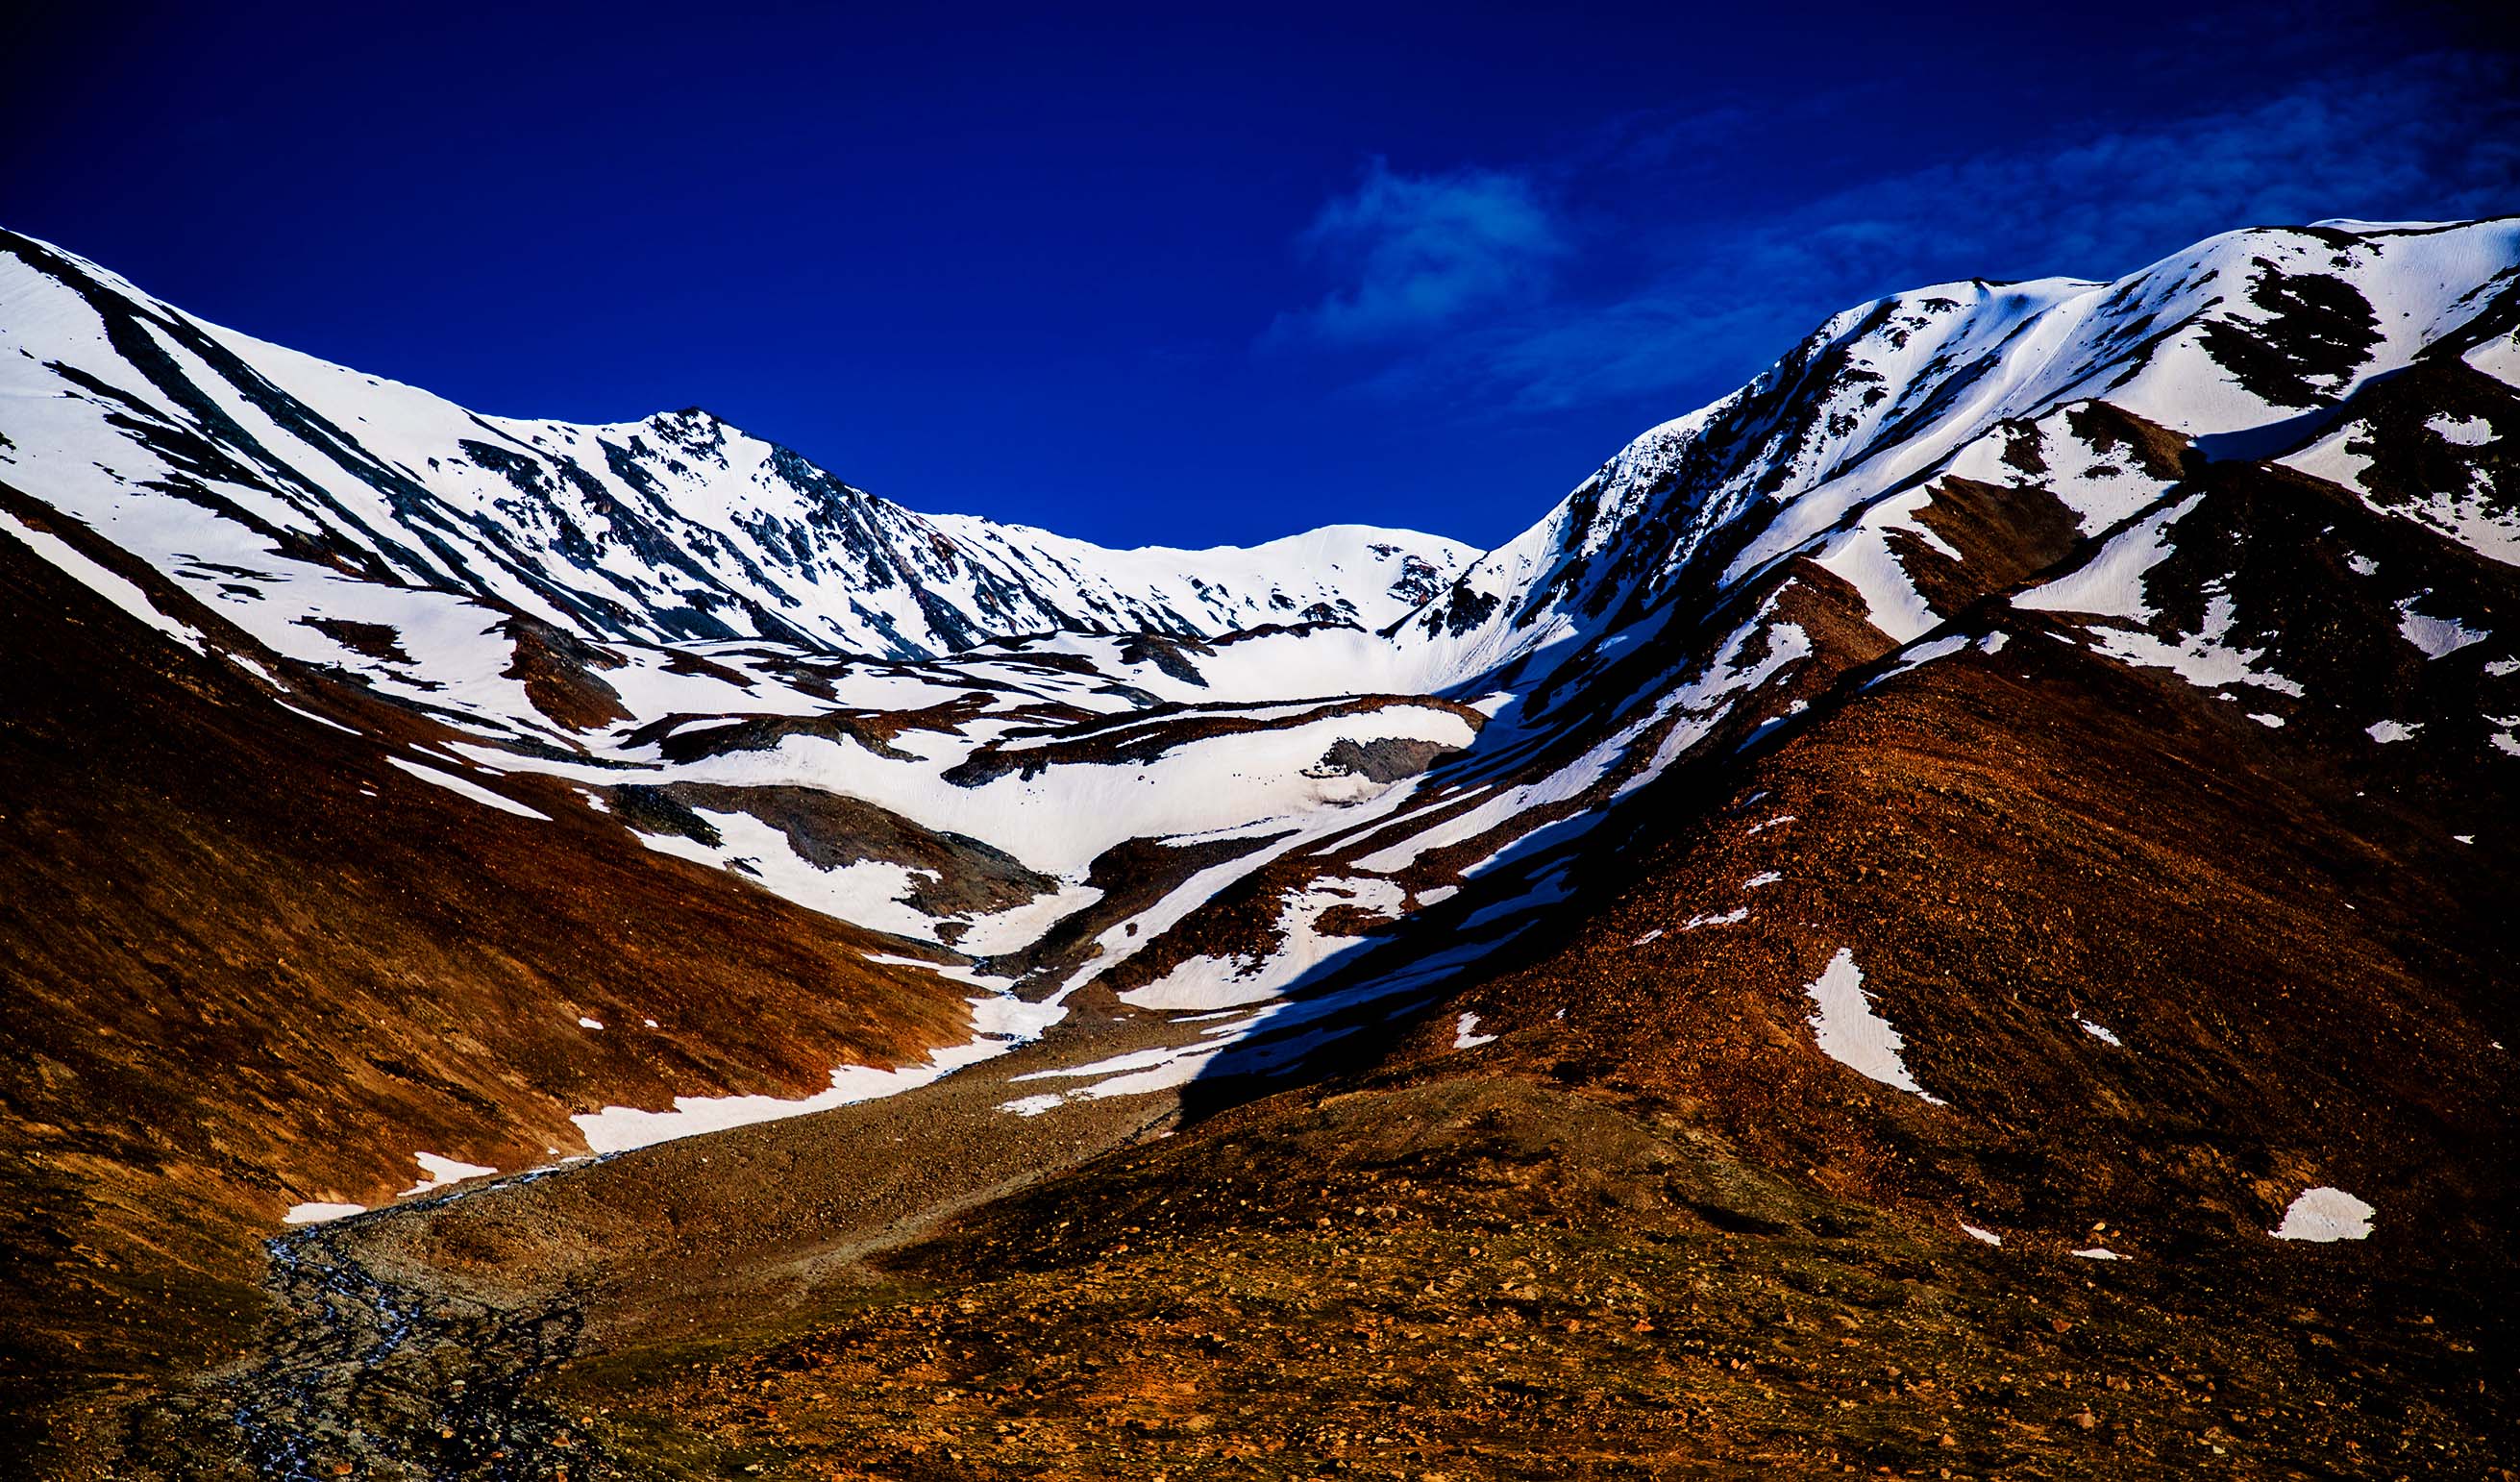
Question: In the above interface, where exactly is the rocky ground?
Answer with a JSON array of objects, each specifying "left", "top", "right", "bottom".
[
  {"left": 58, "top": 988, "right": 1197, "bottom": 1479},
  {"left": 61, "top": 940, "right": 2512, "bottom": 1481},
  {"left": 612, "top": 1070, "right": 2516, "bottom": 1480}
]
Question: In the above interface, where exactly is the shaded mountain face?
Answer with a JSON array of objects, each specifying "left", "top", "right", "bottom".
[{"left": 3, "top": 217, "right": 2517, "bottom": 1473}]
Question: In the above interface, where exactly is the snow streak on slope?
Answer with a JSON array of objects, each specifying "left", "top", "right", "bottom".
[{"left": 1803, "top": 949, "right": 1944, "bottom": 1103}]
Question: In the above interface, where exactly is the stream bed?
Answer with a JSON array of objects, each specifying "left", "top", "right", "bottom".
[{"left": 125, "top": 1178, "right": 608, "bottom": 1480}]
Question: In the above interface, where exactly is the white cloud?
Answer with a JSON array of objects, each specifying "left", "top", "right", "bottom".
[{"left": 1275, "top": 158, "right": 1568, "bottom": 345}]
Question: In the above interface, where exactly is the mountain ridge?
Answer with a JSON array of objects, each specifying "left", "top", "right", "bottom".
[{"left": 0, "top": 226, "right": 1476, "bottom": 662}]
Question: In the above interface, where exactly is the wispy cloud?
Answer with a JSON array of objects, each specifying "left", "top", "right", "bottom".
[
  {"left": 1287, "top": 51, "right": 2520, "bottom": 415},
  {"left": 1272, "top": 158, "right": 1569, "bottom": 345}
]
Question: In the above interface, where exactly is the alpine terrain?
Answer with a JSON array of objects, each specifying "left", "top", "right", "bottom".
[{"left": 2, "top": 215, "right": 2515, "bottom": 1478}]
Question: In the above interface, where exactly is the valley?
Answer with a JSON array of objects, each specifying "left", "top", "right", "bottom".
[{"left": 3, "top": 215, "right": 2516, "bottom": 1476}]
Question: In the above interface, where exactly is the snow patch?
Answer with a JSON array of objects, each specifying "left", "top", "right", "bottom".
[
  {"left": 0, "top": 508, "right": 208, "bottom": 654},
  {"left": 2427, "top": 412, "right": 2495, "bottom": 447},
  {"left": 1013, "top": 1040, "right": 1223, "bottom": 1100},
  {"left": 1961, "top": 1223, "right": 2002, "bottom": 1247},
  {"left": 2271, "top": 1186, "right": 2375, "bottom": 1243},
  {"left": 1813, "top": 516, "right": 1938, "bottom": 643},
  {"left": 1866, "top": 631, "right": 1971, "bottom": 689},
  {"left": 1453, "top": 1012, "right": 1497, "bottom": 1050},
  {"left": 1801, "top": 949, "right": 1943, "bottom": 1103},
  {"left": 573, "top": 992, "right": 1062, "bottom": 1153},
  {"left": 2088, "top": 589, "right": 2305, "bottom": 698},
  {"left": 630, "top": 809, "right": 942, "bottom": 938},
  {"left": 2017, "top": 494, "right": 2200, "bottom": 621},
  {"left": 282, "top": 1202, "right": 366, "bottom": 1225},
  {"left": 2366, "top": 720, "right": 2420, "bottom": 744},
  {"left": 2396, "top": 602, "right": 2487, "bottom": 659},
  {"left": 971, "top": 992, "right": 1070, "bottom": 1042},
  {"left": 398, "top": 1152, "right": 497, "bottom": 1198},
  {"left": 1118, "top": 877, "right": 1406, "bottom": 1011},
  {"left": 951, "top": 880, "right": 1105, "bottom": 955},
  {"left": 276, "top": 700, "right": 359, "bottom": 735},
  {"left": 387, "top": 756, "right": 551, "bottom": 821}
]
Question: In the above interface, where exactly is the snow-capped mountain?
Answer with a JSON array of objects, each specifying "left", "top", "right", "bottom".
[
  {"left": 7, "top": 213, "right": 2514, "bottom": 1018},
  {"left": 0, "top": 230, "right": 1472, "bottom": 664},
  {"left": 19, "top": 211, "right": 2520, "bottom": 1482},
  {"left": 1398, "top": 217, "right": 2520, "bottom": 685},
  {"left": 7, "top": 214, "right": 2514, "bottom": 1063},
  {"left": 7, "top": 218, "right": 2519, "bottom": 1471}
]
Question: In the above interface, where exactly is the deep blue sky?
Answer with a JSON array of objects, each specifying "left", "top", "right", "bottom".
[{"left": 11, "top": 3, "right": 2515, "bottom": 550}]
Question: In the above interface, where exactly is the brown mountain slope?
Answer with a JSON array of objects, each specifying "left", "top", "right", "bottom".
[
  {"left": 1432, "top": 473, "right": 2517, "bottom": 1273},
  {"left": 0, "top": 486, "right": 976, "bottom": 1455},
  {"left": 564, "top": 462, "right": 2518, "bottom": 1478}
]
